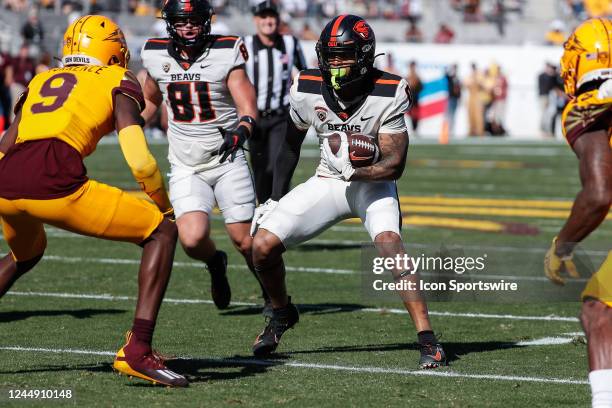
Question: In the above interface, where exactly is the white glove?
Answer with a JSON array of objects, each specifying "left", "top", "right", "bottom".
[
  {"left": 250, "top": 198, "right": 279, "bottom": 236},
  {"left": 598, "top": 79, "right": 612, "bottom": 99},
  {"left": 322, "top": 133, "right": 355, "bottom": 181}
]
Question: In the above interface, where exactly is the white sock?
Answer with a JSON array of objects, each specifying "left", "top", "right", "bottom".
[{"left": 590, "top": 369, "right": 612, "bottom": 408}]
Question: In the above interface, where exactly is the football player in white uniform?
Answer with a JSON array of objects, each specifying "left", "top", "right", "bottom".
[
  {"left": 250, "top": 15, "right": 446, "bottom": 368},
  {"left": 140, "top": 0, "right": 267, "bottom": 310}
]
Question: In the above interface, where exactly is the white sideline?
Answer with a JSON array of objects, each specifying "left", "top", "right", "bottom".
[
  {"left": 6, "top": 290, "right": 580, "bottom": 322},
  {"left": 0, "top": 346, "right": 588, "bottom": 385}
]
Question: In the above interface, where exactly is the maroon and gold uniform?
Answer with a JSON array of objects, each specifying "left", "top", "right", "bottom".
[
  {"left": 559, "top": 18, "right": 612, "bottom": 306},
  {"left": 0, "top": 27, "right": 167, "bottom": 262}
]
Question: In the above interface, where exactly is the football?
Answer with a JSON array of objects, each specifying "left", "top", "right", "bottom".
[{"left": 327, "top": 132, "right": 380, "bottom": 168}]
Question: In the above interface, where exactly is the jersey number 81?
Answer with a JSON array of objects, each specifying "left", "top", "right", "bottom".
[{"left": 167, "top": 81, "right": 216, "bottom": 123}]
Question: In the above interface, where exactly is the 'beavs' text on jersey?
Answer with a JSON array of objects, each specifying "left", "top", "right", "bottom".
[
  {"left": 141, "top": 36, "right": 247, "bottom": 170},
  {"left": 16, "top": 64, "right": 144, "bottom": 157},
  {"left": 289, "top": 69, "right": 411, "bottom": 179}
]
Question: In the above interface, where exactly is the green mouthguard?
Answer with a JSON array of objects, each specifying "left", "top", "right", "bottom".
[{"left": 330, "top": 67, "right": 349, "bottom": 90}]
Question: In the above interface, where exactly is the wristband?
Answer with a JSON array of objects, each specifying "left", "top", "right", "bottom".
[{"left": 239, "top": 115, "right": 256, "bottom": 128}]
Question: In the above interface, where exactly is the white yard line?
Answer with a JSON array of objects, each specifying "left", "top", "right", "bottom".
[
  {"left": 6, "top": 290, "right": 580, "bottom": 322},
  {"left": 29, "top": 254, "right": 595, "bottom": 283},
  {"left": 38, "top": 255, "right": 355, "bottom": 275},
  {"left": 0, "top": 346, "right": 588, "bottom": 385}
]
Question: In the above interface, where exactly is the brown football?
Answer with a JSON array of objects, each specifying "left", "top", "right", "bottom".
[{"left": 327, "top": 132, "right": 380, "bottom": 167}]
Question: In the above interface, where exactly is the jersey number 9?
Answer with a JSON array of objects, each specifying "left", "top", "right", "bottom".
[{"left": 31, "top": 73, "right": 78, "bottom": 114}]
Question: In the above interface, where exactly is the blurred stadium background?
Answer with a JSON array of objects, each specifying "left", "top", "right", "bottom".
[{"left": 1, "top": 0, "right": 611, "bottom": 139}]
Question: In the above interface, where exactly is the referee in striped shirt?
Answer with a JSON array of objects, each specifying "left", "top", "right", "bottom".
[{"left": 244, "top": 0, "right": 307, "bottom": 203}]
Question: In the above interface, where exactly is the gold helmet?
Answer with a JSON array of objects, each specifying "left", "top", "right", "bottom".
[
  {"left": 62, "top": 15, "right": 130, "bottom": 68},
  {"left": 561, "top": 18, "right": 612, "bottom": 97}
]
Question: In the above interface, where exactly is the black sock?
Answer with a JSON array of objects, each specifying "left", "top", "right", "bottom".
[
  {"left": 417, "top": 330, "right": 437, "bottom": 345},
  {"left": 206, "top": 251, "right": 225, "bottom": 270},
  {"left": 272, "top": 296, "right": 293, "bottom": 314}
]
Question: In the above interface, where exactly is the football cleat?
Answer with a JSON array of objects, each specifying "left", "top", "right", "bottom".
[
  {"left": 419, "top": 342, "right": 446, "bottom": 369},
  {"left": 113, "top": 331, "right": 188, "bottom": 387},
  {"left": 252, "top": 299, "right": 299, "bottom": 357},
  {"left": 207, "top": 250, "right": 231, "bottom": 309}
]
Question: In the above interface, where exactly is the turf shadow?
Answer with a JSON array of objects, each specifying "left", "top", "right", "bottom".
[
  {"left": 0, "top": 362, "right": 113, "bottom": 375},
  {"left": 293, "top": 242, "right": 363, "bottom": 251},
  {"left": 220, "top": 302, "right": 373, "bottom": 317},
  {"left": 165, "top": 355, "right": 289, "bottom": 383},
  {"left": 0, "top": 308, "right": 126, "bottom": 323},
  {"left": 284, "top": 341, "right": 525, "bottom": 364}
]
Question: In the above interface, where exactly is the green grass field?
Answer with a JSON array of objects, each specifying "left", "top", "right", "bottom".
[{"left": 1, "top": 141, "right": 610, "bottom": 407}]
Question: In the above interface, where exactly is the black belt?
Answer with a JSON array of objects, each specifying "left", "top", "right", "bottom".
[{"left": 259, "top": 107, "right": 287, "bottom": 118}]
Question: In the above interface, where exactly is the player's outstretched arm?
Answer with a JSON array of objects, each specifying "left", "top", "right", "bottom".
[
  {"left": 555, "top": 130, "right": 612, "bottom": 255},
  {"left": 114, "top": 93, "right": 172, "bottom": 215},
  {"left": 138, "top": 70, "right": 163, "bottom": 126},
  {"left": 351, "top": 131, "right": 409, "bottom": 182},
  {"left": 227, "top": 66, "right": 258, "bottom": 132}
]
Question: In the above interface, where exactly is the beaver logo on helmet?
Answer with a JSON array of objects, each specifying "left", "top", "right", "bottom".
[{"left": 353, "top": 20, "right": 370, "bottom": 40}]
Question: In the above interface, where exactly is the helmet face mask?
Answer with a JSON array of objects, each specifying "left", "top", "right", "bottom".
[
  {"left": 316, "top": 15, "right": 375, "bottom": 96},
  {"left": 162, "top": 0, "right": 213, "bottom": 48}
]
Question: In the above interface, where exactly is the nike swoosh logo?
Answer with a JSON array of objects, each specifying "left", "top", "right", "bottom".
[
  {"left": 361, "top": 115, "right": 374, "bottom": 121},
  {"left": 200, "top": 64, "right": 211, "bottom": 69},
  {"left": 433, "top": 350, "right": 442, "bottom": 361}
]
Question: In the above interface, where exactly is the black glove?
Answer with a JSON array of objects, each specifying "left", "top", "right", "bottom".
[{"left": 217, "top": 125, "right": 250, "bottom": 163}]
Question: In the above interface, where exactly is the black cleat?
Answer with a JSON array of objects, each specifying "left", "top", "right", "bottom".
[
  {"left": 207, "top": 251, "right": 231, "bottom": 309},
  {"left": 419, "top": 342, "right": 446, "bottom": 369},
  {"left": 252, "top": 300, "right": 299, "bottom": 357}
]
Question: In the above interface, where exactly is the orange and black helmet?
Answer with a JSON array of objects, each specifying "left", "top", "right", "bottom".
[
  {"left": 316, "top": 15, "right": 376, "bottom": 93},
  {"left": 161, "top": 0, "right": 214, "bottom": 48}
]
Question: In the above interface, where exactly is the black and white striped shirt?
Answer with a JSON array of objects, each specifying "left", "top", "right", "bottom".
[{"left": 243, "top": 34, "right": 307, "bottom": 112}]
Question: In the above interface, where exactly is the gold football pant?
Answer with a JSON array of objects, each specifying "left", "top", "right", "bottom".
[
  {"left": 582, "top": 251, "right": 612, "bottom": 307},
  {"left": 0, "top": 180, "right": 163, "bottom": 261}
]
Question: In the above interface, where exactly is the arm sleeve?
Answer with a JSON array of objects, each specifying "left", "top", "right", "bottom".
[
  {"left": 271, "top": 117, "right": 307, "bottom": 201},
  {"left": 379, "top": 79, "right": 411, "bottom": 134},
  {"left": 118, "top": 125, "right": 172, "bottom": 213},
  {"left": 288, "top": 73, "right": 312, "bottom": 131}
]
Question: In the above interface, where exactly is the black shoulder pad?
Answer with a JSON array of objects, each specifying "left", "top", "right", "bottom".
[
  {"left": 371, "top": 70, "right": 401, "bottom": 98},
  {"left": 297, "top": 70, "right": 323, "bottom": 94},
  {"left": 210, "top": 35, "right": 240, "bottom": 49},
  {"left": 143, "top": 38, "right": 169, "bottom": 50}
]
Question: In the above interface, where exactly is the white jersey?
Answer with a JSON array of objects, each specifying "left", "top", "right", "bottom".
[
  {"left": 289, "top": 69, "right": 412, "bottom": 179},
  {"left": 141, "top": 36, "right": 248, "bottom": 170}
]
